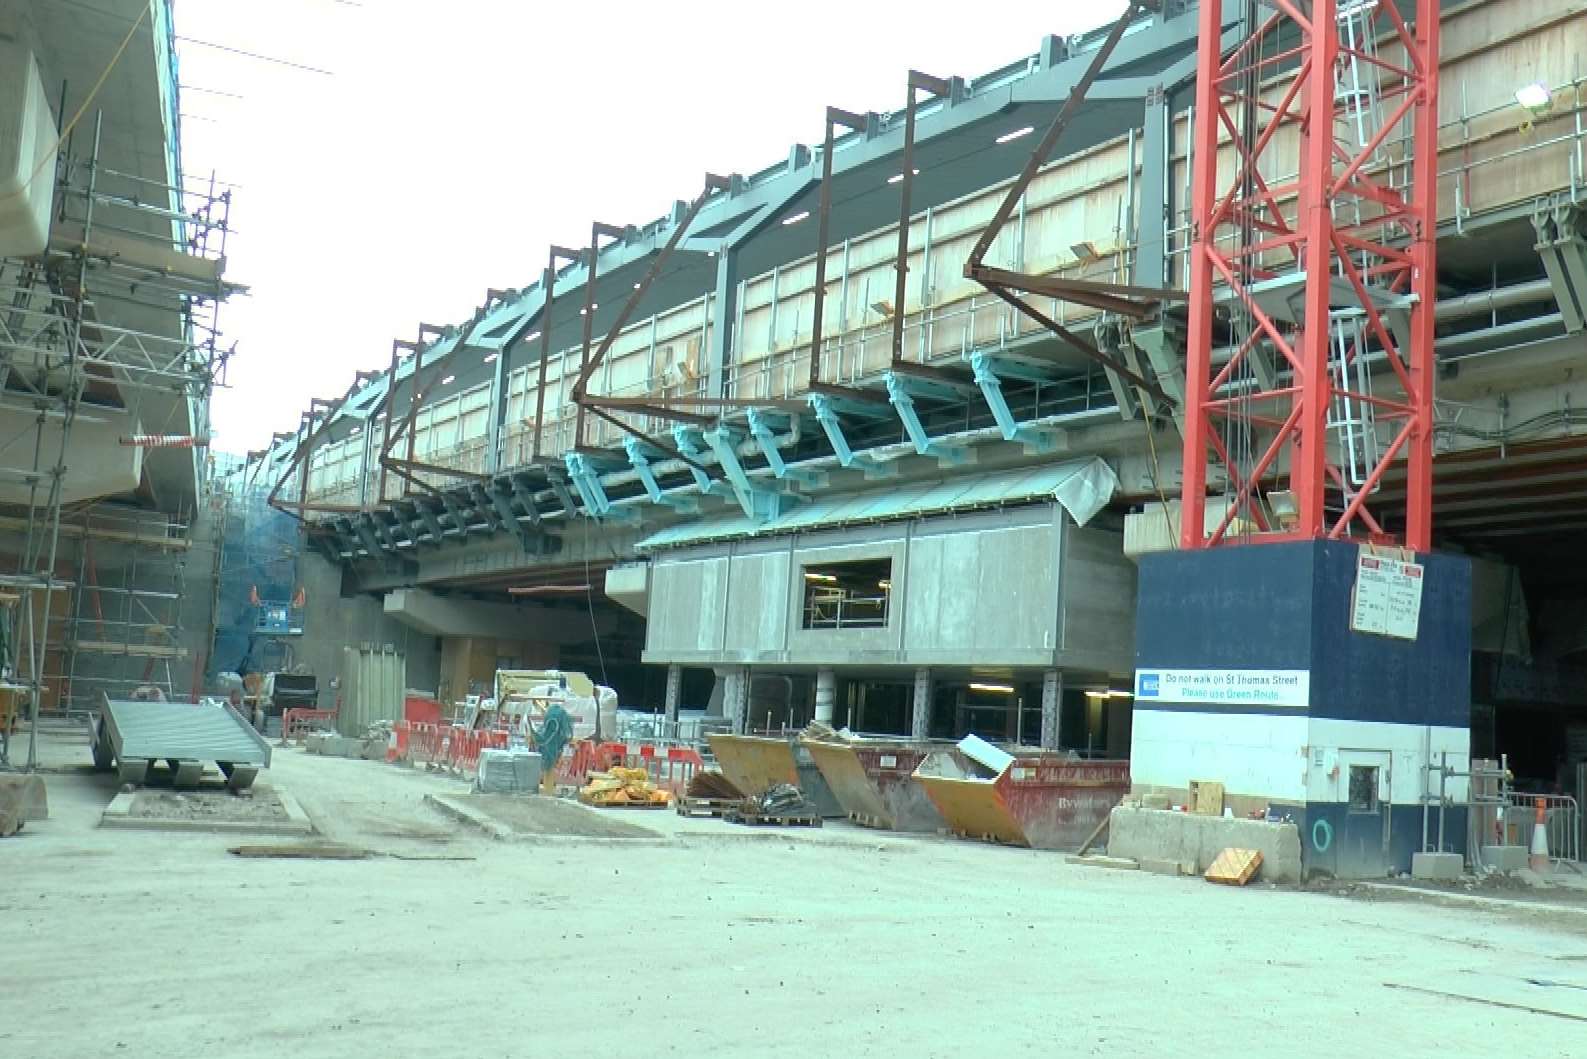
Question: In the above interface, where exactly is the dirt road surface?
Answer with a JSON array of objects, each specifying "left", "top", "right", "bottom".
[{"left": 4, "top": 728, "right": 1585, "bottom": 1058}]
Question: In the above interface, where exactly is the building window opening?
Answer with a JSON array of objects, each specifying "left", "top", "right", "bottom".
[
  {"left": 802, "top": 558, "right": 892, "bottom": 630},
  {"left": 1348, "top": 765, "right": 1380, "bottom": 813}
]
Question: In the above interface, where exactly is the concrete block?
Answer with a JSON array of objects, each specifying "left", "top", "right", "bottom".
[
  {"left": 169, "top": 760, "right": 206, "bottom": 788},
  {"left": 117, "top": 757, "right": 150, "bottom": 786},
  {"left": 305, "top": 733, "right": 330, "bottom": 754},
  {"left": 1411, "top": 851, "right": 1464, "bottom": 881},
  {"left": 1139, "top": 857, "right": 1194, "bottom": 877},
  {"left": 1480, "top": 845, "right": 1528, "bottom": 872},
  {"left": 1106, "top": 806, "right": 1303, "bottom": 884},
  {"left": 0, "top": 775, "right": 47, "bottom": 836},
  {"left": 0, "top": 774, "right": 48, "bottom": 821},
  {"left": 1064, "top": 854, "right": 1139, "bottom": 870},
  {"left": 362, "top": 738, "right": 388, "bottom": 761}
]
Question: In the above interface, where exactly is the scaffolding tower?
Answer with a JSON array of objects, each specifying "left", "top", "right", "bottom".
[{"left": 0, "top": 110, "right": 235, "bottom": 769}]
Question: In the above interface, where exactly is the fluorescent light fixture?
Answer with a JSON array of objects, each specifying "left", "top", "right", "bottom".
[
  {"left": 782, "top": 210, "right": 811, "bottom": 226},
  {"left": 348, "top": 426, "right": 361, "bottom": 436},
  {"left": 804, "top": 571, "right": 837, "bottom": 583},
  {"left": 633, "top": 282, "right": 642, "bottom": 289},
  {"left": 525, "top": 331, "right": 541, "bottom": 342},
  {"left": 1515, "top": 82, "right": 1552, "bottom": 114},
  {"left": 877, "top": 579, "right": 891, "bottom": 590},
  {"left": 483, "top": 352, "right": 499, "bottom": 364},
  {"left": 440, "top": 374, "right": 456, "bottom": 386},
  {"left": 1087, "top": 688, "right": 1134, "bottom": 700},
  {"left": 996, "top": 125, "right": 1035, "bottom": 144},
  {"left": 886, "top": 168, "right": 920, "bottom": 185},
  {"left": 969, "top": 682, "right": 1016, "bottom": 695}
]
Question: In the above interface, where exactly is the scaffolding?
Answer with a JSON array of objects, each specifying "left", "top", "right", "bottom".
[
  {"left": 60, "top": 507, "right": 191, "bottom": 711},
  {"left": 0, "top": 109, "right": 235, "bottom": 769}
]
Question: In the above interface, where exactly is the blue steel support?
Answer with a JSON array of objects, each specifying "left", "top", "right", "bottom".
[
  {"left": 564, "top": 452, "right": 637, "bottom": 522},
  {"left": 807, "top": 394, "right": 894, "bottom": 478},
  {"left": 884, "top": 373, "right": 971, "bottom": 465},
  {"left": 970, "top": 353, "right": 1061, "bottom": 453},
  {"left": 745, "top": 408, "right": 823, "bottom": 487},
  {"left": 670, "top": 426, "right": 736, "bottom": 500},
  {"left": 703, "top": 425, "right": 797, "bottom": 521},
  {"left": 623, "top": 437, "right": 700, "bottom": 513}
]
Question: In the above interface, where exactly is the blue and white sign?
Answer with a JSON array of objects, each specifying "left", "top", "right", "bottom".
[{"left": 1133, "top": 668, "right": 1310, "bottom": 709}]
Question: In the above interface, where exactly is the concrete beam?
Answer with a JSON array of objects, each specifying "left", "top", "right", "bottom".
[{"left": 383, "top": 588, "right": 615, "bottom": 643}]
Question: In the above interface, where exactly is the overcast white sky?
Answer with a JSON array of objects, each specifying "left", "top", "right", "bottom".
[{"left": 175, "top": 0, "right": 1124, "bottom": 454}]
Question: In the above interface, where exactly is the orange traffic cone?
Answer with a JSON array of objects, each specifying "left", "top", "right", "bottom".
[{"left": 1528, "top": 797, "right": 1551, "bottom": 872}]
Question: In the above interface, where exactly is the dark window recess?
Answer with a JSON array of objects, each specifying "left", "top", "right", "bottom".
[
  {"left": 802, "top": 558, "right": 892, "bottom": 630},
  {"left": 1348, "top": 765, "right": 1380, "bottom": 813}
]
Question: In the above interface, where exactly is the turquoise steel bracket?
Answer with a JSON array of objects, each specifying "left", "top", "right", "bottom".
[
  {"left": 702, "top": 425, "right": 798, "bottom": 521},
  {"left": 745, "top": 408, "right": 824, "bottom": 487},
  {"left": 623, "top": 437, "right": 699, "bottom": 513},
  {"left": 970, "top": 353, "right": 1061, "bottom": 453},
  {"left": 669, "top": 425, "right": 737, "bottom": 501},
  {"left": 807, "top": 394, "right": 896, "bottom": 478},
  {"left": 884, "top": 373, "right": 971, "bottom": 464},
  {"left": 563, "top": 452, "right": 638, "bottom": 522}
]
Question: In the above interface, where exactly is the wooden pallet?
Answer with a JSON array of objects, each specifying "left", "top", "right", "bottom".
[
  {"left": 730, "top": 808, "right": 823, "bottom": 828},
  {"left": 847, "top": 811, "right": 893, "bottom": 830},
  {"left": 676, "top": 796, "right": 741, "bottom": 819},
  {"left": 586, "top": 798, "right": 671, "bottom": 810}
]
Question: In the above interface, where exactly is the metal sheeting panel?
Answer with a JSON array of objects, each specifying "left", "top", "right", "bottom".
[
  {"left": 637, "top": 458, "right": 1114, "bottom": 552},
  {"left": 338, "top": 645, "right": 407, "bottom": 737},
  {"left": 102, "top": 700, "right": 270, "bottom": 766}
]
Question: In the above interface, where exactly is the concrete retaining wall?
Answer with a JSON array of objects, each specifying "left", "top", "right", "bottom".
[{"left": 1106, "top": 806, "right": 1303, "bottom": 884}]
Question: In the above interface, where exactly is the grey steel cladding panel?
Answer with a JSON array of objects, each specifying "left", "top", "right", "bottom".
[{"left": 102, "top": 700, "right": 271, "bottom": 766}]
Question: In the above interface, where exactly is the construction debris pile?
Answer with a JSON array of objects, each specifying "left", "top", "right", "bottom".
[
  {"left": 685, "top": 771, "right": 744, "bottom": 801},
  {"left": 748, "top": 783, "right": 815, "bottom": 818},
  {"left": 578, "top": 766, "right": 672, "bottom": 808}
]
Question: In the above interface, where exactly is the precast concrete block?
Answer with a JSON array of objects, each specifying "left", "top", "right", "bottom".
[
  {"left": 1480, "top": 845, "right": 1528, "bottom": 872},
  {"left": 168, "top": 760, "right": 205, "bottom": 788},
  {"left": 117, "top": 758, "right": 150, "bottom": 786},
  {"left": 1106, "top": 806, "right": 1302, "bottom": 883},
  {"left": 1411, "top": 851, "right": 1464, "bottom": 881}
]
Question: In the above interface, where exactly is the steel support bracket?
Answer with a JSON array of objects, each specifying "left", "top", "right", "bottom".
[
  {"left": 968, "top": 353, "right": 1063, "bottom": 454},
  {"left": 807, "top": 394, "right": 895, "bottom": 478},
  {"left": 745, "top": 408, "right": 825, "bottom": 488},
  {"left": 1534, "top": 199, "right": 1587, "bottom": 333},
  {"left": 884, "top": 372, "right": 973, "bottom": 465},
  {"left": 669, "top": 425, "right": 738, "bottom": 500},
  {"left": 702, "top": 425, "right": 800, "bottom": 522},
  {"left": 564, "top": 452, "right": 638, "bottom": 523},
  {"left": 623, "top": 437, "right": 700, "bottom": 513}
]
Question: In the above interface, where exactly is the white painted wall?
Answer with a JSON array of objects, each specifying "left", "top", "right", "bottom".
[{"left": 1132, "top": 709, "right": 1470, "bottom": 805}]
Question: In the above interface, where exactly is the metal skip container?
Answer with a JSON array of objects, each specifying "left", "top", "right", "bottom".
[
  {"left": 801, "top": 738, "right": 946, "bottom": 832},
  {"left": 705, "top": 733, "right": 843, "bottom": 817},
  {"left": 912, "top": 742, "right": 1130, "bottom": 850}
]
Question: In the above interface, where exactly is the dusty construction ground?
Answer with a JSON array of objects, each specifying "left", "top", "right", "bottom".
[{"left": 4, "top": 731, "right": 1586, "bottom": 1058}]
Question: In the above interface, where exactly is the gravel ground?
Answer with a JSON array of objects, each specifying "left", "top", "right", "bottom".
[
  {"left": 129, "top": 789, "right": 289, "bottom": 823},
  {"left": 4, "top": 728, "right": 1587, "bottom": 1058}
]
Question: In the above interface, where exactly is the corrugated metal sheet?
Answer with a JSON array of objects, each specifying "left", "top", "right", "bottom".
[
  {"left": 103, "top": 700, "right": 271, "bottom": 765},
  {"left": 338, "top": 645, "right": 406, "bottom": 736},
  {"left": 637, "top": 457, "right": 1116, "bottom": 552}
]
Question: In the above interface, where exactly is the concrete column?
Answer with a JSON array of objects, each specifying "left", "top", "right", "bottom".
[
  {"left": 707, "top": 249, "right": 740, "bottom": 399},
  {"left": 814, "top": 668, "right": 836, "bottom": 725},
  {"left": 1040, "top": 669, "right": 1063, "bottom": 751},
  {"left": 663, "top": 664, "right": 682, "bottom": 726},
  {"left": 1135, "top": 85, "right": 1170, "bottom": 290},
  {"left": 910, "top": 668, "right": 932, "bottom": 740},
  {"left": 725, "top": 667, "right": 749, "bottom": 734}
]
